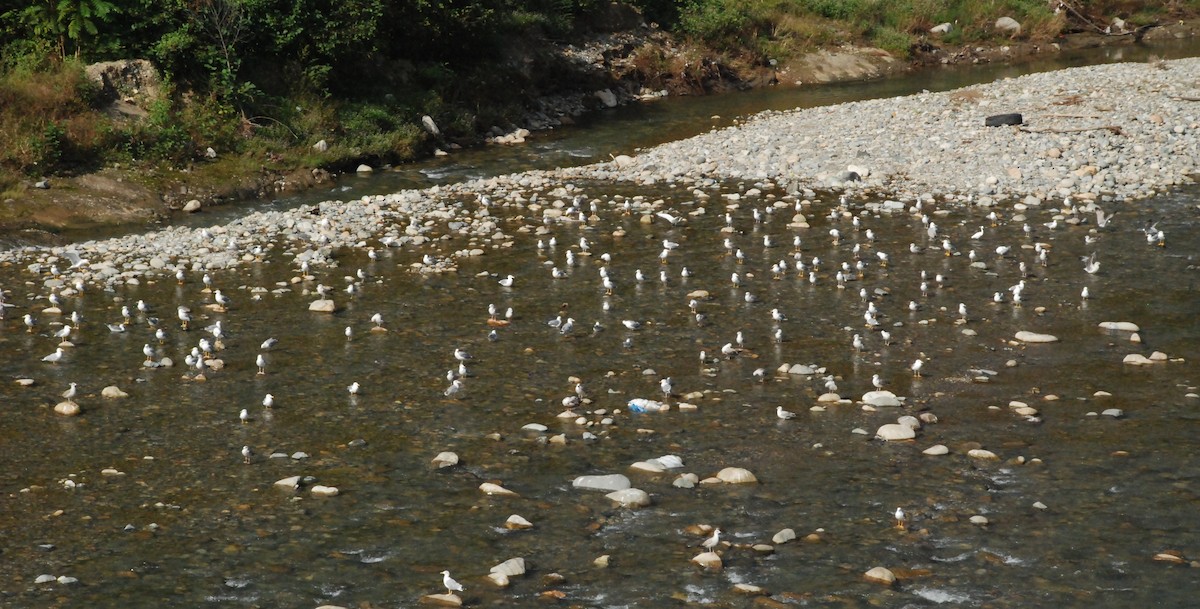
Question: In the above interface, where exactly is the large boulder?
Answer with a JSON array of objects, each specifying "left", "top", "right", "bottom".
[
  {"left": 85, "top": 60, "right": 162, "bottom": 107},
  {"left": 995, "top": 17, "right": 1022, "bottom": 36}
]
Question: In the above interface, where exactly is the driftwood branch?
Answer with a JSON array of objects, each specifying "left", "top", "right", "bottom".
[
  {"left": 1020, "top": 125, "right": 1125, "bottom": 135},
  {"left": 1170, "top": 96, "right": 1200, "bottom": 102}
]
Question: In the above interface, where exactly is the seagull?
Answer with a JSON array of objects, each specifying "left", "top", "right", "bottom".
[
  {"left": 655, "top": 211, "right": 681, "bottom": 226},
  {"left": 61, "top": 251, "right": 88, "bottom": 269},
  {"left": 260, "top": 337, "right": 278, "bottom": 350},
  {"left": 1082, "top": 253, "right": 1100, "bottom": 274},
  {"left": 871, "top": 374, "right": 885, "bottom": 390},
  {"left": 54, "top": 325, "right": 71, "bottom": 340},
  {"left": 911, "top": 358, "right": 924, "bottom": 377},
  {"left": 241, "top": 445, "right": 253, "bottom": 463},
  {"left": 371, "top": 313, "right": 384, "bottom": 328},
  {"left": 498, "top": 275, "right": 515, "bottom": 288},
  {"left": 660, "top": 377, "right": 673, "bottom": 399},
  {"left": 348, "top": 382, "right": 360, "bottom": 395},
  {"left": 177, "top": 306, "right": 191, "bottom": 330},
  {"left": 239, "top": 408, "right": 249, "bottom": 423},
  {"left": 106, "top": 322, "right": 126, "bottom": 333},
  {"left": 1081, "top": 287, "right": 1090, "bottom": 300},
  {"left": 42, "top": 348, "right": 65, "bottom": 363},
  {"left": 622, "top": 320, "right": 642, "bottom": 330},
  {"left": 702, "top": 528, "right": 721, "bottom": 551},
  {"left": 895, "top": 507, "right": 907, "bottom": 529},
  {"left": 256, "top": 353, "right": 267, "bottom": 375},
  {"left": 263, "top": 393, "right": 274, "bottom": 408},
  {"left": 776, "top": 406, "right": 796, "bottom": 420},
  {"left": 454, "top": 348, "right": 472, "bottom": 362},
  {"left": 23, "top": 313, "right": 35, "bottom": 332},
  {"left": 444, "top": 379, "right": 464, "bottom": 398},
  {"left": 344, "top": 326, "right": 353, "bottom": 341},
  {"left": 441, "top": 570, "right": 464, "bottom": 596},
  {"left": 62, "top": 382, "right": 77, "bottom": 401}
]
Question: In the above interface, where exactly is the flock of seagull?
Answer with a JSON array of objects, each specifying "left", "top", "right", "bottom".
[{"left": 6, "top": 178, "right": 1173, "bottom": 600}]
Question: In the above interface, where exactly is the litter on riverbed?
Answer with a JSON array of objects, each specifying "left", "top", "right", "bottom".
[{"left": 628, "top": 398, "right": 669, "bottom": 413}]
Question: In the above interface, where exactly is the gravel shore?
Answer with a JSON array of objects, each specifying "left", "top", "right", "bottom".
[
  {"left": 6, "top": 58, "right": 1200, "bottom": 283},
  {"left": 561, "top": 57, "right": 1200, "bottom": 204}
]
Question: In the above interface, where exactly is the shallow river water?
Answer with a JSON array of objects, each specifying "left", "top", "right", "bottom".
[{"left": 3, "top": 40, "right": 1200, "bottom": 609}]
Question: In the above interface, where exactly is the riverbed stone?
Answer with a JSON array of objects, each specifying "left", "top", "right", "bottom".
[
  {"left": 573, "top": 474, "right": 631, "bottom": 491},
  {"left": 54, "top": 401, "right": 81, "bottom": 416},
  {"left": 715, "top": 467, "right": 758, "bottom": 484},
  {"left": 420, "top": 593, "right": 462, "bottom": 607},
  {"left": 691, "top": 551, "right": 722, "bottom": 569},
  {"left": 431, "top": 451, "right": 459, "bottom": 468},
  {"left": 505, "top": 514, "right": 533, "bottom": 530},
  {"left": 100, "top": 386, "right": 126, "bottom": 400},
  {"left": 480, "top": 482, "right": 519, "bottom": 497},
  {"left": 923, "top": 444, "right": 949, "bottom": 455},
  {"left": 864, "top": 566, "right": 896, "bottom": 585},
  {"left": 491, "top": 557, "right": 526, "bottom": 577},
  {"left": 875, "top": 423, "right": 915, "bottom": 441},
  {"left": 1099, "top": 321, "right": 1139, "bottom": 332},
  {"left": 1015, "top": 331, "right": 1058, "bottom": 343},
  {"left": 968, "top": 449, "right": 1000, "bottom": 460},
  {"left": 606, "top": 488, "right": 652, "bottom": 507},
  {"left": 862, "top": 390, "right": 901, "bottom": 407},
  {"left": 308, "top": 299, "right": 336, "bottom": 312},
  {"left": 772, "top": 528, "right": 796, "bottom": 544}
]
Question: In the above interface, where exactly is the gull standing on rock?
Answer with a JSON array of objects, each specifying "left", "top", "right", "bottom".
[
  {"left": 441, "top": 570, "right": 464, "bottom": 596},
  {"left": 702, "top": 528, "right": 721, "bottom": 551}
]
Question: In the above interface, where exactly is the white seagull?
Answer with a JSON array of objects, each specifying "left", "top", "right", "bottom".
[{"left": 441, "top": 570, "right": 464, "bottom": 595}]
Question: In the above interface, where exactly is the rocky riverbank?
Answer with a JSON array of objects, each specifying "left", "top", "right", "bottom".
[
  {"left": 561, "top": 57, "right": 1200, "bottom": 205},
  {"left": 8, "top": 17, "right": 1198, "bottom": 239},
  {"left": 5, "top": 56, "right": 1200, "bottom": 285}
]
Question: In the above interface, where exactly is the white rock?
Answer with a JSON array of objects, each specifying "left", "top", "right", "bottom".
[
  {"left": 864, "top": 566, "right": 896, "bottom": 585},
  {"left": 274, "top": 475, "right": 302, "bottom": 491},
  {"left": 875, "top": 423, "right": 915, "bottom": 441},
  {"left": 923, "top": 444, "right": 949, "bottom": 455},
  {"left": 505, "top": 514, "right": 533, "bottom": 530},
  {"left": 54, "top": 401, "right": 81, "bottom": 416},
  {"left": 310, "top": 485, "right": 339, "bottom": 497},
  {"left": 930, "top": 22, "right": 952, "bottom": 34},
  {"left": 1101, "top": 408, "right": 1125, "bottom": 418},
  {"left": 490, "top": 557, "right": 526, "bottom": 577},
  {"left": 573, "top": 474, "right": 631, "bottom": 492},
  {"left": 421, "top": 115, "right": 441, "bottom": 136},
  {"left": 691, "top": 551, "right": 722, "bottom": 569},
  {"left": 968, "top": 449, "right": 1000, "bottom": 460},
  {"left": 431, "top": 451, "right": 459, "bottom": 468},
  {"left": 35, "top": 574, "right": 56, "bottom": 584},
  {"left": 308, "top": 299, "right": 336, "bottom": 312},
  {"left": 595, "top": 89, "right": 618, "bottom": 108},
  {"left": 1123, "top": 353, "right": 1154, "bottom": 365},
  {"left": 629, "top": 461, "right": 665, "bottom": 474},
  {"left": 101, "top": 385, "right": 128, "bottom": 398},
  {"left": 995, "top": 16, "right": 1022, "bottom": 34},
  {"left": 772, "top": 528, "right": 796, "bottom": 544},
  {"left": 1015, "top": 331, "right": 1058, "bottom": 343},
  {"left": 606, "top": 487, "right": 652, "bottom": 507},
  {"left": 862, "top": 390, "right": 901, "bottom": 407},
  {"left": 183, "top": 199, "right": 201, "bottom": 213},
  {"left": 312, "top": 139, "right": 329, "bottom": 152},
  {"left": 356, "top": 164, "right": 373, "bottom": 174},
  {"left": 715, "top": 467, "right": 758, "bottom": 484},
  {"left": 479, "top": 482, "right": 519, "bottom": 497},
  {"left": 1099, "top": 321, "right": 1140, "bottom": 332},
  {"left": 970, "top": 515, "right": 990, "bottom": 525}
]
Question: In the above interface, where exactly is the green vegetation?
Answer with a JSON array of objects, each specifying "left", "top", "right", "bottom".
[{"left": 0, "top": 0, "right": 1196, "bottom": 194}]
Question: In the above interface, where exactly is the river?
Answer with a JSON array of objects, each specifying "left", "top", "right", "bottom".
[{"left": 2, "top": 39, "right": 1199, "bottom": 609}]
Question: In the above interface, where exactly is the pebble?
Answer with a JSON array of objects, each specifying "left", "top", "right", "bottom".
[
  {"left": 1014, "top": 331, "right": 1059, "bottom": 343},
  {"left": 772, "top": 528, "right": 796, "bottom": 544},
  {"left": 923, "top": 444, "right": 949, "bottom": 456},
  {"left": 691, "top": 551, "right": 722, "bottom": 569},
  {"left": 714, "top": 467, "right": 758, "bottom": 484},
  {"left": 875, "top": 423, "right": 915, "bottom": 441},
  {"left": 863, "top": 566, "right": 896, "bottom": 586},
  {"left": 431, "top": 451, "right": 459, "bottom": 468},
  {"left": 479, "top": 482, "right": 519, "bottom": 497},
  {"left": 101, "top": 385, "right": 128, "bottom": 398},
  {"left": 505, "top": 514, "right": 533, "bottom": 530},
  {"left": 573, "top": 474, "right": 631, "bottom": 491},
  {"left": 970, "top": 515, "right": 990, "bottom": 525},
  {"left": 968, "top": 449, "right": 1000, "bottom": 460},
  {"left": 606, "top": 488, "right": 652, "bottom": 507}
]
